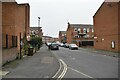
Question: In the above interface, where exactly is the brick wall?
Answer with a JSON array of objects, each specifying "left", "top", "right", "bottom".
[
  {"left": 59, "top": 31, "right": 66, "bottom": 43},
  {"left": 118, "top": 2, "right": 120, "bottom": 52},
  {"left": 2, "top": 2, "right": 30, "bottom": 65},
  {"left": 94, "top": 2, "right": 119, "bottom": 52},
  {"left": 0, "top": 1, "right": 2, "bottom": 67},
  {"left": 16, "top": 4, "right": 30, "bottom": 50}
]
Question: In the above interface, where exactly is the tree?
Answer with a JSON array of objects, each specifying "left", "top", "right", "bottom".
[{"left": 30, "top": 36, "right": 43, "bottom": 50}]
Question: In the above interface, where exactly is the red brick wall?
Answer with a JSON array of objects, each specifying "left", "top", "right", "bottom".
[
  {"left": 94, "top": 2, "right": 119, "bottom": 52},
  {"left": 0, "top": 1, "right": 2, "bottom": 67},
  {"left": 2, "top": 2, "right": 30, "bottom": 65},
  {"left": 2, "top": 2, "right": 17, "bottom": 48},
  {"left": 66, "top": 26, "right": 73, "bottom": 44},
  {"left": 2, "top": 48, "right": 18, "bottom": 65},
  {"left": 118, "top": 2, "right": 120, "bottom": 52},
  {"left": 59, "top": 31, "right": 66, "bottom": 43},
  {"left": 0, "top": 1, "right": 2, "bottom": 48}
]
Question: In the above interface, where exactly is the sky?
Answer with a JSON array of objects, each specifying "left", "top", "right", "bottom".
[{"left": 16, "top": 0, "right": 104, "bottom": 37}]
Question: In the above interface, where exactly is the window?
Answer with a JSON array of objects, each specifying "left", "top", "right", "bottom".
[
  {"left": 111, "top": 41, "right": 115, "bottom": 49},
  {"left": 91, "top": 35, "right": 94, "bottom": 38},
  {"left": 83, "top": 28, "right": 87, "bottom": 33},
  {"left": 74, "top": 35, "right": 78, "bottom": 38},
  {"left": 87, "top": 35, "right": 89, "bottom": 37},
  {"left": 78, "top": 28, "right": 81, "bottom": 33},
  {"left": 74, "top": 28, "right": 77, "bottom": 32},
  {"left": 92, "top": 29, "right": 94, "bottom": 32},
  {"left": 62, "top": 34, "right": 64, "bottom": 36},
  {"left": 87, "top": 28, "right": 89, "bottom": 32}
]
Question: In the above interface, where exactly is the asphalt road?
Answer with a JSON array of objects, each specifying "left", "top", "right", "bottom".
[
  {"left": 51, "top": 47, "right": 118, "bottom": 79},
  {"left": 2, "top": 46, "right": 59, "bottom": 78}
]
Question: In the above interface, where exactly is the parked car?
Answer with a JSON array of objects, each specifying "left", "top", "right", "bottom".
[
  {"left": 50, "top": 43, "right": 59, "bottom": 50},
  {"left": 69, "top": 44, "right": 78, "bottom": 50},
  {"left": 46, "top": 42, "right": 51, "bottom": 46},
  {"left": 60, "top": 43, "right": 64, "bottom": 47},
  {"left": 64, "top": 43, "right": 69, "bottom": 48},
  {"left": 46, "top": 42, "right": 51, "bottom": 49}
]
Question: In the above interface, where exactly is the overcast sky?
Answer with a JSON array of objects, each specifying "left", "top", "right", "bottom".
[{"left": 16, "top": 0, "right": 104, "bottom": 37}]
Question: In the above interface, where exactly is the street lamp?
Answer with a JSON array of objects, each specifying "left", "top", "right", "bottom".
[{"left": 38, "top": 17, "right": 40, "bottom": 27}]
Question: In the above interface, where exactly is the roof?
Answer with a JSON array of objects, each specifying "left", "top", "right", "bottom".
[
  {"left": 1, "top": 0, "right": 16, "bottom": 2},
  {"left": 30, "top": 27, "right": 42, "bottom": 30},
  {"left": 18, "top": 3, "right": 30, "bottom": 6},
  {"left": 59, "top": 31, "right": 66, "bottom": 34},
  {"left": 42, "top": 36, "right": 53, "bottom": 38},
  {"left": 69, "top": 24, "right": 93, "bottom": 28}
]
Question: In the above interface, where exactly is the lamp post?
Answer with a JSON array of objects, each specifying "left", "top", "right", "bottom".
[
  {"left": 38, "top": 17, "right": 40, "bottom": 27},
  {"left": 38, "top": 17, "right": 40, "bottom": 37}
]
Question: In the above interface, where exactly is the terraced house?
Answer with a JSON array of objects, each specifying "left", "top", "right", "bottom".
[
  {"left": 1, "top": 0, "right": 30, "bottom": 65},
  {"left": 66, "top": 22, "right": 94, "bottom": 47}
]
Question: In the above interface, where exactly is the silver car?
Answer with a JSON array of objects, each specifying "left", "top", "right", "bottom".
[{"left": 69, "top": 44, "right": 78, "bottom": 50}]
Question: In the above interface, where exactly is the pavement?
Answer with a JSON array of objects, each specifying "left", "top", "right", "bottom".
[
  {"left": 2, "top": 45, "right": 60, "bottom": 78},
  {"left": 79, "top": 47, "right": 119, "bottom": 58}
]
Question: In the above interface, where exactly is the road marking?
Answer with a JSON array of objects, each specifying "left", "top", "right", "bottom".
[
  {"left": 52, "top": 59, "right": 62, "bottom": 78},
  {"left": 68, "top": 67, "right": 96, "bottom": 79},
  {"left": 0, "top": 71, "right": 9, "bottom": 76},
  {"left": 58, "top": 59, "right": 67, "bottom": 80}
]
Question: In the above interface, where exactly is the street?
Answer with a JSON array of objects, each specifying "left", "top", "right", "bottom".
[
  {"left": 51, "top": 46, "right": 118, "bottom": 79},
  {"left": 2, "top": 45, "right": 119, "bottom": 79}
]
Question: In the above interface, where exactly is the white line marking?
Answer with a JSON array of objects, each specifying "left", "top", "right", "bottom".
[
  {"left": 52, "top": 59, "right": 62, "bottom": 78},
  {"left": 59, "top": 59, "right": 68, "bottom": 79},
  {"left": 68, "top": 67, "right": 94, "bottom": 79},
  {"left": 58, "top": 59, "right": 68, "bottom": 79}
]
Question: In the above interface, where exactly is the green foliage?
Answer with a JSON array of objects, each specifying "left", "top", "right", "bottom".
[{"left": 30, "top": 36, "right": 43, "bottom": 49}]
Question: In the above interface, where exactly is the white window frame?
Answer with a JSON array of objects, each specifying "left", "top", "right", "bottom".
[
  {"left": 78, "top": 28, "right": 81, "bottom": 33},
  {"left": 74, "top": 35, "right": 78, "bottom": 38},
  {"left": 92, "top": 28, "right": 94, "bottom": 32},
  {"left": 87, "top": 28, "right": 89, "bottom": 32},
  {"left": 83, "top": 28, "right": 87, "bottom": 33},
  {"left": 74, "top": 28, "right": 77, "bottom": 32}
]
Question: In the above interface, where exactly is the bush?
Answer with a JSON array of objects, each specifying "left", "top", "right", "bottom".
[{"left": 30, "top": 37, "right": 43, "bottom": 49}]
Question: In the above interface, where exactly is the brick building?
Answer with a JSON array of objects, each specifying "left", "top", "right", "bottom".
[
  {"left": 0, "top": 1, "right": 2, "bottom": 67},
  {"left": 1, "top": 1, "right": 30, "bottom": 65},
  {"left": 66, "top": 22, "right": 94, "bottom": 47},
  {"left": 93, "top": 1, "right": 120, "bottom": 52},
  {"left": 42, "top": 36, "right": 53, "bottom": 43},
  {"left": 30, "top": 27, "right": 43, "bottom": 37},
  {"left": 59, "top": 31, "right": 67, "bottom": 43},
  {"left": 53, "top": 38, "right": 59, "bottom": 42}
]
